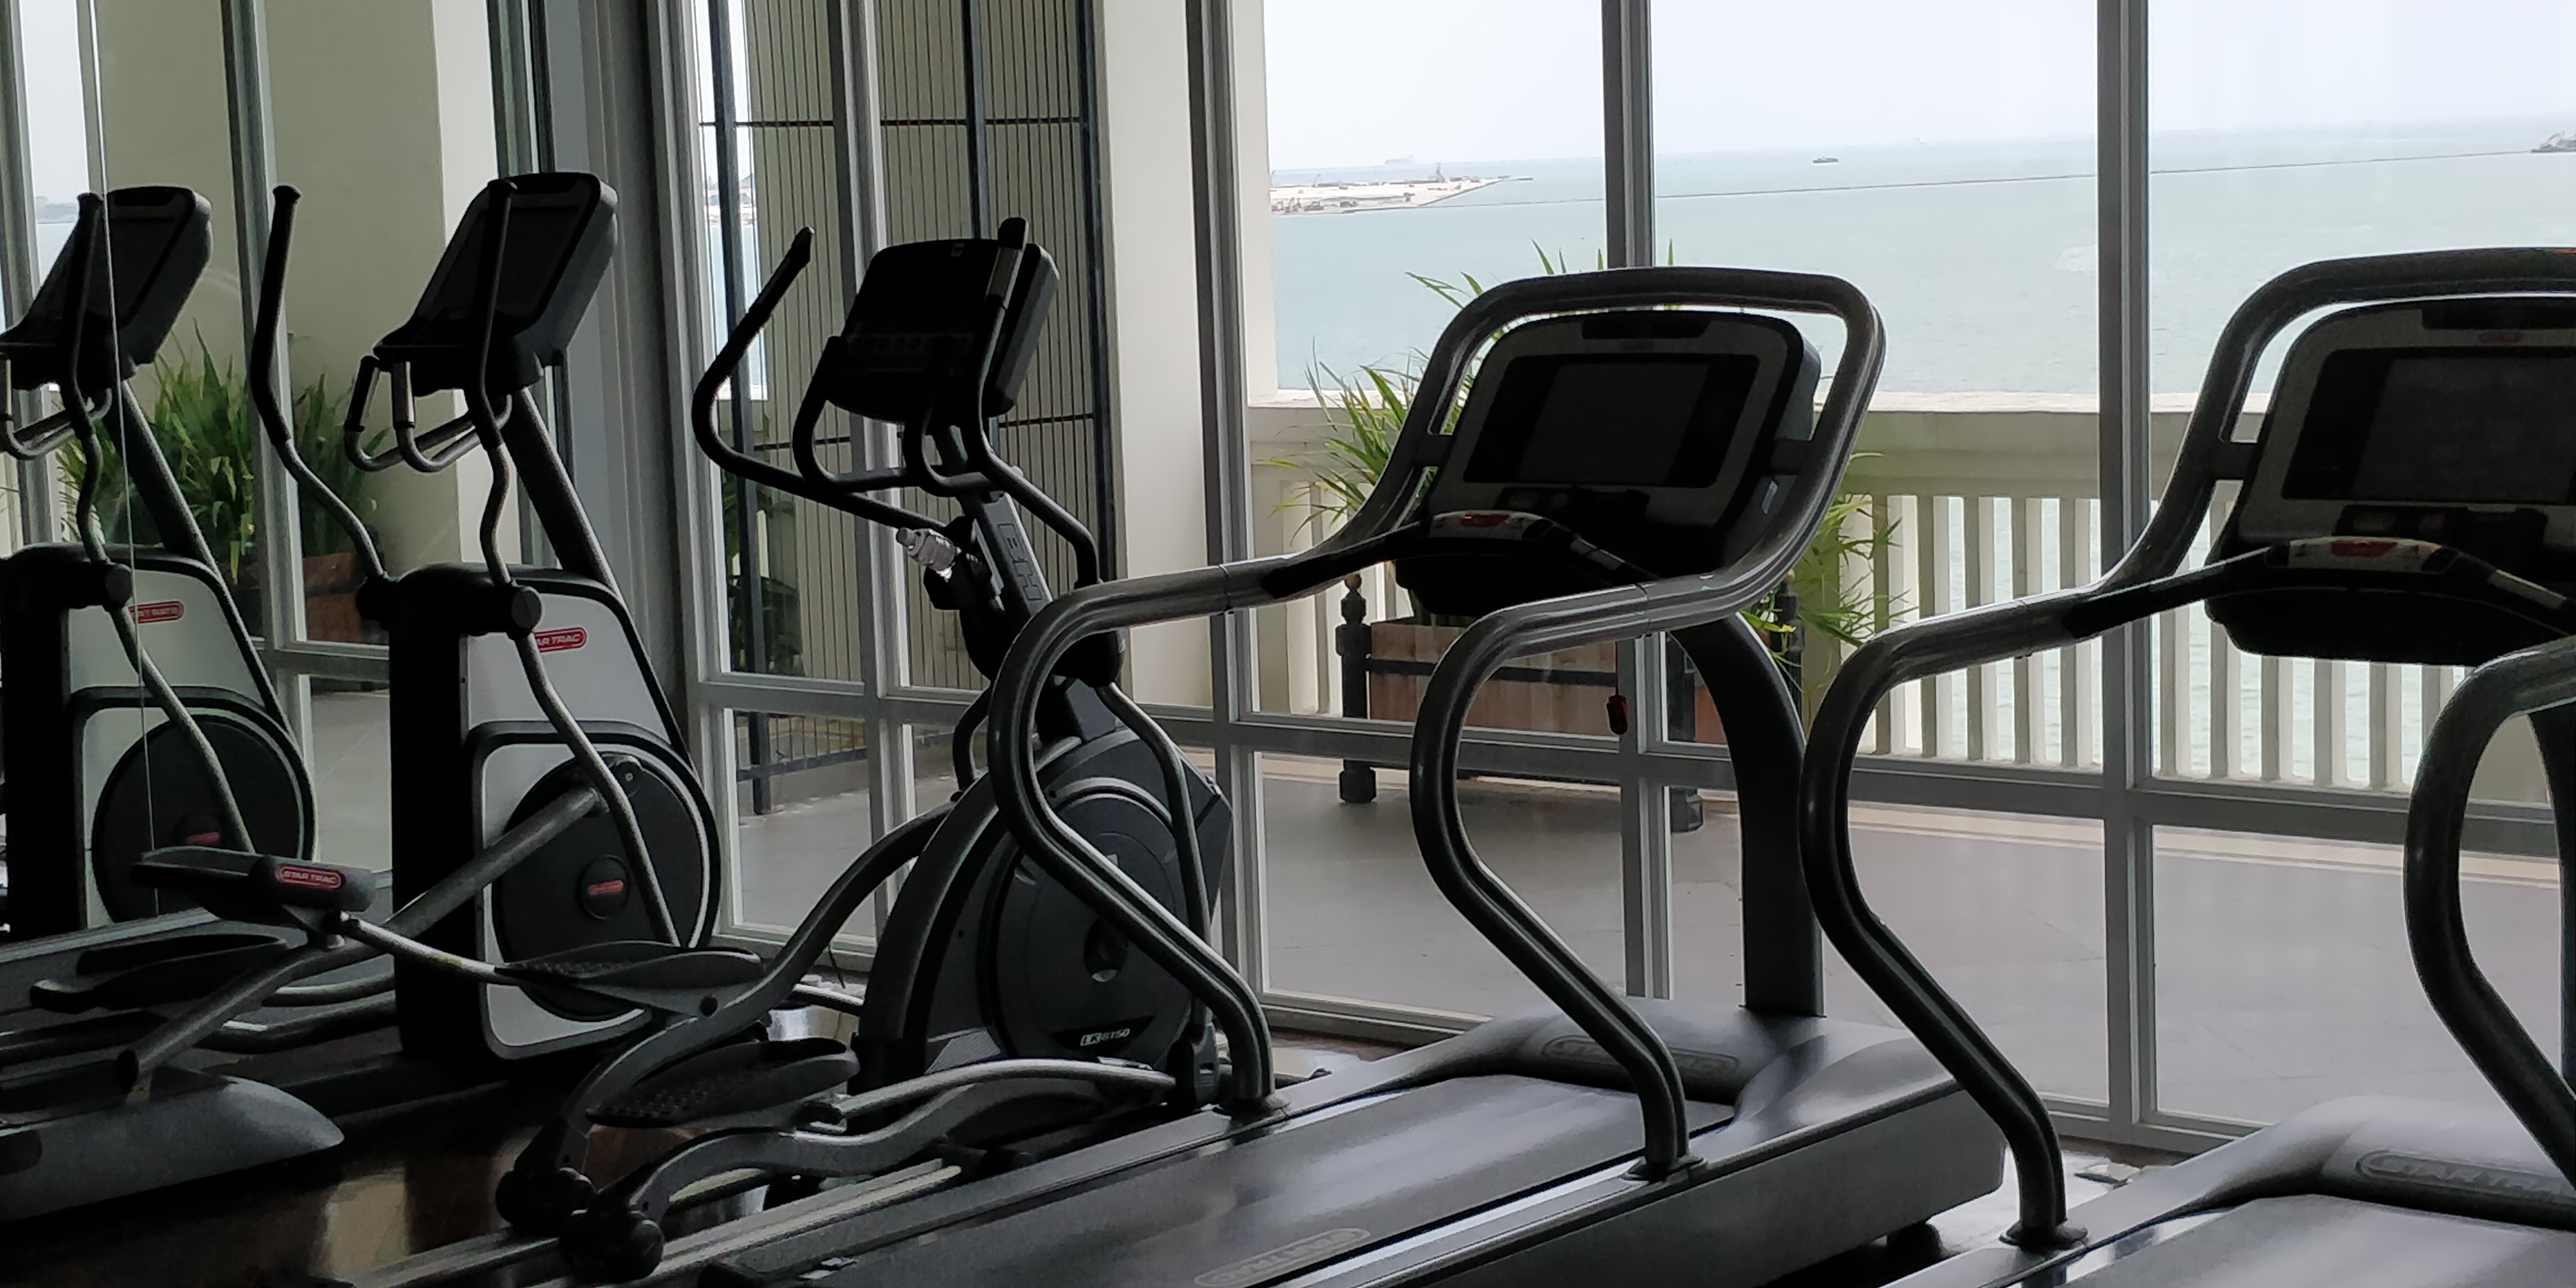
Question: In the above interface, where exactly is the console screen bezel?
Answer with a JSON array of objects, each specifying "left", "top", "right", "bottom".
[
  {"left": 2233, "top": 301, "right": 2576, "bottom": 553},
  {"left": 1425, "top": 310, "right": 1807, "bottom": 535}
]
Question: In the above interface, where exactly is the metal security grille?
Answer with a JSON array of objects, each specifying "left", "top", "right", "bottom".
[
  {"left": 700, "top": 0, "right": 1117, "bottom": 798},
  {"left": 875, "top": 0, "right": 1118, "bottom": 690},
  {"left": 704, "top": 0, "right": 868, "bottom": 811}
]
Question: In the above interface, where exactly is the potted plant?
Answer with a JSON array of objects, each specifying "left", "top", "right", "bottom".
[{"left": 63, "top": 337, "right": 380, "bottom": 642}]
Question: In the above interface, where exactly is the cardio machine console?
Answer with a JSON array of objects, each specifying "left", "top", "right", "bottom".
[
  {"left": 0, "top": 186, "right": 210, "bottom": 396},
  {"left": 2218, "top": 297, "right": 2576, "bottom": 662},
  {"left": 376, "top": 172, "right": 617, "bottom": 400},
  {"left": 1398, "top": 308, "right": 1820, "bottom": 617},
  {"left": 816, "top": 234, "right": 1058, "bottom": 425}
]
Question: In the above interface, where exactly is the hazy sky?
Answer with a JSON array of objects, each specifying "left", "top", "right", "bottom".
[
  {"left": 1264, "top": 0, "right": 2576, "bottom": 169},
  {"left": 16, "top": 0, "right": 89, "bottom": 204}
]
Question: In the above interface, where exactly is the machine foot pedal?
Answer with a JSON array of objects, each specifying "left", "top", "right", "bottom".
[{"left": 594, "top": 1038, "right": 856, "bottom": 1129}]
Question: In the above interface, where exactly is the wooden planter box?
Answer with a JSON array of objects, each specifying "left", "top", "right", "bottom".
[
  {"left": 302, "top": 551, "right": 369, "bottom": 643},
  {"left": 1361, "top": 621, "right": 1724, "bottom": 744}
]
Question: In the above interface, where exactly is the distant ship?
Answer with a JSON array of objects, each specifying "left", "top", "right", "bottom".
[
  {"left": 1812, "top": 157, "right": 1840, "bottom": 164},
  {"left": 2538, "top": 132, "right": 2576, "bottom": 154}
]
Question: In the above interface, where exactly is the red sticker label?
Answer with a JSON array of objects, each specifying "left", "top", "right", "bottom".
[
  {"left": 535, "top": 627, "right": 588, "bottom": 652},
  {"left": 275, "top": 864, "right": 344, "bottom": 891},
  {"left": 585, "top": 878, "right": 626, "bottom": 899},
  {"left": 135, "top": 600, "right": 185, "bottom": 624}
]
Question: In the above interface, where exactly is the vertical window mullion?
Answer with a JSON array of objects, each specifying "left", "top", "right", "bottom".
[{"left": 2096, "top": 0, "right": 2154, "bottom": 1140}]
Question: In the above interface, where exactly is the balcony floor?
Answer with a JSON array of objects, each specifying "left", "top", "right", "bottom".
[{"left": 737, "top": 757, "right": 2563, "bottom": 1129}]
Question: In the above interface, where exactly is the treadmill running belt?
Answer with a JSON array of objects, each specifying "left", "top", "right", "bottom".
[
  {"left": 2066, "top": 1194, "right": 2576, "bottom": 1287},
  {"left": 811, "top": 1074, "right": 1734, "bottom": 1287}
]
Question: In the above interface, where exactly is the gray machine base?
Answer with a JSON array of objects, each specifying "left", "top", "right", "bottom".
[
  {"left": 697, "top": 1000, "right": 2004, "bottom": 1288},
  {"left": 0, "top": 1064, "right": 342, "bottom": 1218},
  {"left": 1893, "top": 1095, "right": 2576, "bottom": 1288}
]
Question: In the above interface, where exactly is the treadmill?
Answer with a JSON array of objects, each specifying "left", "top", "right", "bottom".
[
  {"left": 1802, "top": 248, "right": 2576, "bottom": 1288},
  {"left": 621, "top": 266, "right": 2005, "bottom": 1288}
]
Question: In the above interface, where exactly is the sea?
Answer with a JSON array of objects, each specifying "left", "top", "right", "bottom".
[{"left": 1268, "top": 116, "right": 2576, "bottom": 397}]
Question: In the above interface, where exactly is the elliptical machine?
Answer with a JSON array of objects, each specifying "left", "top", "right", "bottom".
[
  {"left": 0, "top": 188, "right": 316, "bottom": 941},
  {"left": 329, "top": 172, "right": 719, "bottom": 1062},
  {"left": 477, "top": 219, "right": 1232, "bottom": 1280},
  {"left": 0, "top": 189, "right": 391, "bottom": 1067}
]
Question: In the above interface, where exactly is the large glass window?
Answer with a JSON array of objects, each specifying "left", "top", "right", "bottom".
[
  {"left": 1261, "top": 755, "right": 1624, "bottom": 1019},
  {"left": 1653, "top": 1, "right": 2097, "bottom": 395},
  {"left": 2153, "top": 826, "right": 2556, "bottom": 1124},
  {"left": 12, "top": 1, "right": 89, "bottom": 277},
  {"left": 1260, "top": 0, "right": 1603, "bottom": 393},
  {"left": 729, "top": 709, "right": 877, "bottom": 935},
  {"left": 642, "top": 0, "right": 2576, "bottom": 1154},
  {"left": 1653, "top": 2, "right": 2099, "bottom": 757},
  {"left": 1251, "top": 0, "right": 1603, "bottom": 723},
  {"left": 2147, "top": 1, "right": 2576, "bottom": 811},
  {"left": 1646, "top": 2, "right": 2108, "bottom": 1109}
]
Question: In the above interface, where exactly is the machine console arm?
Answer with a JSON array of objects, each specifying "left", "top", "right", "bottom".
[
  {"left": 2111, "top": 247, "right": 2576, "bottom": 592},
  {"left": 249, "top": 186, "right": 390, "bottom": 586},
  {"left": 692, "top": 228, "right": 939, "bottom": 531},
  {"left": 342, "top": 356, "right": 480, "bottom": 476},
  {"left": 0, "top": 194, "right": 103, "bottom": 460},
  {"left": 933, "top": 218, "right": 1102, "bottom": 587},
  {"left": 785, "top": 347, "right": 927, "bottom": 504}
]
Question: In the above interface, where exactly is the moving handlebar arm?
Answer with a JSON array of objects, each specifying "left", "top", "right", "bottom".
[
  {"left": 119, "top": 783, "right": 605, "bottom": 1089},
  {"left": 694, "top": 228, "right": 940, "bottom": 532},
  {"left": 250, "top": 188, "right": 389, "bottom": 586}
]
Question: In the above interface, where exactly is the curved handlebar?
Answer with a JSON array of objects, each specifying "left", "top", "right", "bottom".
[
  {"left": 987, "top": 561, "right": 1290, "bottom": 1113},
  {"left": 343, "top": 355, "right": 480, "bottom": 474},
  {"left": 691, "top": 228, "right": 938, "bottom": 531},
  {"left": 251, "top": 187, "right": 390, "bottom": 584},
  {"left": 2406, "top": 637, "right": 2576, "bottom": 1185},
  {"left": 987, "top": 264, "right": 1890, "bottom": 1129},
  {"left": 1400, "top": 266, "right": 1881, "bottom": 1180}
]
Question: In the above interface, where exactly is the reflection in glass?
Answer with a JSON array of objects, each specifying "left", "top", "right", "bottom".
[
  {"left": 307, "top": 685, "right": 392, "bottom": 874},
  {"left": 267, "top": 0, "right": 508, "bottom": 616}
]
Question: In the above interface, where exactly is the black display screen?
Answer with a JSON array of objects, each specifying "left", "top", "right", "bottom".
[
  {"left": 424, "top": 201, "right": 586, "bottom": 323},
  {"left": 2282, "top": 348, "right": 2576, "bottom": 505},
  {"left": 1462, "top": 353, "right": 1758, "bottom": 487}
]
